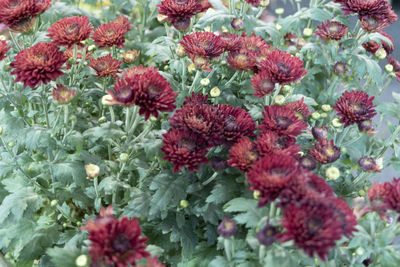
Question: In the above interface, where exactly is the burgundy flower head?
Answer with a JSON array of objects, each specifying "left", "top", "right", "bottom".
[
  {"left": 47, "top": 16, "right": 93, "bottom": 47},
  {"left": 113, "top": 15, "right": 133, "bottom": 32},
  {"left": 245, "top": 0, "right": 260, "bottom": 7},
  {"left": 251, "top": 70, "right": 275, "bottom": 97},
  {"left": 368, "top": 178, "right": 400, "bottom": 213},
  {"left": 10, "top": 42, "right": 67, "bottom": 89},
  {"left": 227, "top": 137, "right": 259, "bottom": 172},
  {"left": 286, "top": 98, "right": 312, "bottom": 121},
  {"left": 258, "top": 222, "right": 279, "bottom": 246},
  {"left": 357, "top": 119, "right": 376, "bottom": 135},
  {"left": 333, "top": 90, "right": 376, "bottom": 127},
  {"left": 247, "top": 154, "right": 299, "bottom": 206},
  {"left": 298, "top": 155, "right": 317, "bottom": 171},
  {"left": 183, "top": 92, "right": 209, "bottom": 105},
  {"left": 82, "top": 206, "right": 150, "bottom": 267},
  {"left": 256, "top": 131, "right": 300, "bottom": 157},
  {"left": 216, "top": 104, "right": 256, "bottom": 144},
  {"left": 258, "top": 104, "right": 308, "bottom": 137},
  {"left": 331, "top": 197, "right": 358, "bottom": 238},
  {"left": 0, "top": 40, "right": 10, "bottom": 62},
  {"left": 92, "top": 21, "right": 128, "bottom": 48},
  {"left": 158, "top": 0, "right": 202, "bottom": 30},
  {"left": 379, "top": 31, "right": 394, "bottom": 54},
  {"left": 89, "top": 54, "right": 121, "bottom": 78},
  {"left": 333, "top": 62, "right": 348, "bottom": 75},
  {"left": 52, "top": 84, "right": 76, "bottom": 104},
  {"left": 217, "top": 218, "right": 237, "bottom": 238},
  {"left": 219, "top": 33, "right": 242, "bottom": 52},
  {"left": 227, "top": 50, "right": 255, "bottom": 71},
  {"left": 363, "top": 41, "right": 380, "bottom": 54},
  {"left": 309, "top": 138, "right": 340, "bottom": 164},
  {"left": 315, "top": 20, "right": 348, "bottom": 41},
  {"left": 312, "top": 126, "right": 329, "bottom": 140},
  {"left": 161, "top": 129, "right": 209, "bottom": 172},
  {"left": 258, "top": 49, "right": 307, "bottom": 85},
  {"left": 388, "top": 57, "right": 400, "bottom": 72},
  {"left": 107, "top": 78, "right": 136, "bottom": 106},
  {"left": 359, "top": 156, "right": 381, "bottom": 172},
  {"left": 122, "top": 65, "right": 155, "bottom": 79}
]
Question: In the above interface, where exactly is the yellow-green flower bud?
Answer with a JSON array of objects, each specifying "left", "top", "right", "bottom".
[
  {"left": 0, "top": 35, "right": 6, "bottom": 41},
  {"left": 274, "top": 95, "right": 286, "bottom": 105},
  {"left": 221, "top": 26, "right": 229, "bottom": 33},
  {"left": 282, "top": 85, "right": 292, "bottom": 95},
  {"left": 331, "top": 118, "right": 342, "bottom": 128},
  {"left": 50, "top": 200, "right": 58, "bottom": 207},
  {"left": 188, "top": 63, "right": 196, "bottom": 74},
  {"left": 320, "top": 112, "right": 328, "bottom": 118},
  {"left": 85, "top": 164, "right": 100, "bottom": 179},
  {"left": 253, "top": 190, "right": 261, "bottom": 200},
  {"left": 102, "top": 95, "right": 113, "bottom": 106},
  {"left": 0, "top": 126, "right": 2, "bottom": 135},
  {"left": 385, "top": 64, "right": 394, "bottom": 73},
  {"left": 311, "top": 112, "right": 321, "bottom": 120},
  {"left": 275, "top": 8, "right": 284, "bottom": 15},
  {"left": 359, "top": 189, "right": 365, "bottom": 196},
  {"left": 321, "top": 104, "right": 332, "bottom": 112},
  {"left": 175, "top": 45, "right": 186, "bottom": 57},
  {"left": 157, "top": 14, "right": 168, "bottom": 23},
  {"left": 326, "top": 166, "right": 340, "bottom": 180},
  {"left": 303, "top": 28, "right": 313, "bottom": 37},
  {"left": 75, "top": 255, "right": 88, "bottom": 267},
  {"left": 200, "top": 78, "right": 210, "bottom": 87},
  {"left": 276, "top": 24, "right": 282, "bottom": 30},
  {"left": 260, "top": 0, "right": 270, "bottom": 7},
  {"left": 180, "top": 200, "right": 189, "bottom": 208},
  {"left": 98, "top": 116, "right": 107, "bottom": 123},
  {"left": 119, "top": 153, "right": 129, "bottom": 162},
  {"left": 210, "top": 87, "right": 221, "bottom": 97},
  {"left": 375, "top": 48, "right": 387, "bottom": 60}
]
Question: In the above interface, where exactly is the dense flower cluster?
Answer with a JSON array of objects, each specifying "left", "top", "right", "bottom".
[{"left": 368, "top": 178, "right": 400, "bottom": 215}]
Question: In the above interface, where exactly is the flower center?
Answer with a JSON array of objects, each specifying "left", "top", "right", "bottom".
[
  {"left": 307, "top": 217, "right": 322, "bottom": 235},
  {"left": 65, "top": 22, "right": 81, "bottom": 35},
  {"left": 112, "top": 234, "right": 132, "bottom": 254},
  {"left": 179, "top": 138, "right": 196, "bottom": 151},
  {"left": 116, "top": 86, "right": 134, "bottom": 102},
  {"left": 327, "top": 24, "right": 339, "bottom": 33},
  {"left": 261, "top": 79, "right": 274, "bottom": 91},
  {"left": 275, "top": 116, "right": 291, "bottom": 129},
  {"left": 147, "top": 85, "right": 162, "bottom": 99},
  {"left": 277, "top": 62, "right": 291, "bottom": 75},
  {"left": 224, "top": 115, "right": 237, "bottom": 132}
]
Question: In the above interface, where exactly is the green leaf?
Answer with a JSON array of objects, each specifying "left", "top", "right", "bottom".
[
  {"left": 352, "top": 54, "right": 382, "bottom": 86},
  {"left": 123, "top": 188, "right": 151, "bottom": 218},
  {"left": 302, "top": 8, "right": 333, "bottom": 22},
  {"left": 47, "top": 245, "right": 82, "bottom": 267},
  {"left": 52, "top": 161, "right": 86, "bottom": 187},
  {"left": 224, "top": 198, "right": 266, "bottom": 228},
  {"left": 195, "top": 10, "right": 234, "bottom": 29}
]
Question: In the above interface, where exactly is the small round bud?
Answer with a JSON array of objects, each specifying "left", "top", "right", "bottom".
[
  {"left": 321, "top": 104, "right": 332, "bottom": 112},
  {"left": 76, "top": 221, "right": 81, "bottom": 227},
  {"left": 121, "top": 50, "right": 140, "bottom": 63},
  {"left": 70, "top": 115, "right": 77, "bottom": 121},
  {"left": 260, "top": 0, "right": 270, "bottom": 7},
  {"left": 303, "top": 28, "right": 313, "bottom": 37},
  {"left": 320, "top": 112, "right": 328, "bottom": 118},
  {"left": 276, "top": 24, "right": 282, "bottom": 30},
  {"left": 63, "top": 223, "right": 67, "bottom": 228},
  {"left": 257, "top": 223, "right": 278, "bottom": 246},
  {"left": 358, "top": 156, "right": 380, "bottom": 172},
  {"left": 311, "top": 112, "right": 321, "bottom": 120},
  {"left": 331, "top": 118, "right": 342, "bottom": 128},
  {"left": 385, "top": 64, "right": 394, "bottom": 73},
  {"left": 274, "top": 95, "right": 285, "bottom": 105},
  {"left": 375, "top": 48, "right": 387, "bottom": 60},
  {"left": 210, "top": 86, "right": 221, "bottom": 97},
  {"left": 119, "top": 153, "right": 129, "bottom": 163},
  {"left": 275, "top": 8, "right": 284, "bottom": 15},
  {"left": 231, "top": 18, "right": 244, "bottom": 30},
  {"left": 87, "top": 45, "right": 96, "bottom": 51},
  {"left": 98, "top": 116, "right": 107, "bottom": 123},
  {"left": 359, "top": 189, "right": 365, "bottom": 196},
  {"left": 180, "top": 200, "right": 189, "bottom": 208},
  {"left": 0, "top": 35, "right": 6, "bottom": 41},
  {"left": 312, "top": 126, "right": 328, "bottom": 139},
  {"left": 253, "top": 190, "right": 261, "bottom": 200},
  {"left": 282, "top": 85, "right": 292, "bottom": 95},
  {"left": 175, "top": 45, "right": 186, "bottom": 57},
  {"left": 75, "top": 254, "right": 88, "bottom": 267},
  {"left": 85, "top": 164, "right": 100, "bottom": 179},
  {"left": 204, "top": 26, "right": 211, "bottom": 32},
  {"left": 221, "top": 26, "right": 229, "bottom": 33},
  {"left": 50, "top": 200, "right": 58, "bottom": 207},
  {"left": 121, "top": 135, "right": 127, "bottom": 141},
  {"left": 200, "top": 78, "right": 210, "bottom": 87},
  {"left": 326, "top": 166, "right": 340, "bottom": 180},
  {"left": 187, "top": 63, "right": 196, "bottom": 73},
  {"left": 8, "top": 141, "right": 15, "bottom": 147},
  {"left": 389, "top": 72, "right": 397, "bottom": 78},
  {"left": 157, "top": 14, "right": 168, "bottom": 23},
  {"left": 299, "top": 155, "right": 317, "bottom": 170},
  {"left": 333, "top": 62, "right": 347, "bottom": 75},
  {"left": 218, "top": 218, "right": 237, "bottom": 238},
  {"left": 340, "top": 147, "right": 347, "bottom": 154},
  {"left": 172, "top": 18, "right": 191, "bottom": 31},
  {"left": 376, "top": 157, "right": 383, "bottom": 170},
  {"left": 356, "top": 247, "right": 365, "bottom": 256},
  {"left": 102, "top": 95, "right": 113, "bottom": 106}
]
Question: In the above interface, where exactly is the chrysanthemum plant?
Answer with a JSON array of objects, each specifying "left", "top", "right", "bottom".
[{"left": 1, "top": 0, "right": 400, "bottom": 266}]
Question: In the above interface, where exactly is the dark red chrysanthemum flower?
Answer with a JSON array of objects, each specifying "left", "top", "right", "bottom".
[
  {"left": 298, "top": 155, "right": 317, "bottom": 171},
  {"left": 82, "top": 206, "right": 150, "bottom": 267},
  {"left": 331, "top": 197, "right": 358, "bottom": 238},
  {"left": 315, "top": 20, "right": 348, "bottom": 41},
  {"left": 217, "top": 218, "right": 238, "bottom": 238},
  {"left": 107, "top": 78, "right": 136, "bottom": 106},
  {"left": 333, "top": 90, "right": 376, "bottom": 127},
  {"left": 359, "top": 156, "right": 381, "bottom": 172},
  {"left": 219, "top": 33, "right": 242, "bottom": 52},
  {"left": 367, "top": 182, "right": 392, "bottom": 213},
  {"left": 362, "top": 41, "right": 380, "bottom": 54},
  {"left": 0, "top": 40, "right": 10, "bottom": 62},
  {"left": 170, "top": 103, "right": 222, "bottom": 145},
  {"left": 227, "top": 50, "right": 255, "bottom": 71},
  {"left": 258, "top": 104, "right": 308, "bottom": 137},
  {"left": 0, "top": 0, "right": 51, "bottom": 32},
  {"left": 247, "top": 154, "right": 298, "bottom": 206},
  {"left": 245, "top": 0, "right": 260, "bottom": 7},
  {"left": 239, "top": 33, "right": 271, "bottom": 66},
  {"left": 333, "top": 62, "right": 347, "bottom": 75},
  {"left": 216, "top": 104, "right": 256, "bottom": 144},
  {"left": 161, "top": 129, "right": 209, "bottom": 172},
  {"left": 258, "top": 50, "right": 307, "bottom": 85},
  {"left": 131, "top": 70, "right": 177, "bottom": 120},
  {"left": 379, "top": 31, "right": 394, "bottom": 54},
  {"left": 388, "top": 57, "right": 400, "bottom": 72},
  {"left": 10, "top": 42, "right": 67, "bottom": 88},
  {"left": 92, "top": 21, "right": 128, "bottom": 48},
  {"left": 180, "top": 32, "right": 224, "bottom": 68},
  {"left": 122, "top": 65, "right": 155, "bottom": 79},
  {"left": 47, "top": 16, "right": 93, "bottom": 47},
  {"left": 279, "top": 200, "right": 343, "bottom": 260},
  {"left": 52, "top": 84, "right": 76, "bottom": 104},
  {"left": 113, "top": 15, "right": 133, "bottom": 32},
  {"left": 158, "top": 0, "right": 202, "bottom": 31},
  {"left": 89, "top": 54, "right": 121, "bottom": 78},
  {"left": 227, "top": 137, "right": 259, "bottom": 172},
  {"left": 256, "top": 131, "right": 300, "bottom": 157},
  {"left": 286, "top": 98, "right": 312, "bottom": 122},
  {"left": 309, "top": 138, "right": 340, "bottom": 164},
  {"left": 312, "top": 126, "right": 329, "bottom": 140},
  {"left": 251, "top": 70, "right": 275, "bottom": 97},
  {"left": 183, "top": 92, "right": 209, "bottom": 105},
  {"left": 357, "top": 119, "right": 376, "bottom": 135}
]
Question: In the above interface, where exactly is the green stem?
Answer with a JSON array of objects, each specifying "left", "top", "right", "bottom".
[
  {"left": 8, "top": 30, "right": 21, "bottom": 51},
  {"left": 379, "top": 78, "right": 393, "bottom": 96},
  {"left": 202, "top": 172, "right": 218, "bottom": 186},
  {"left": 189, "top": 70, "right": 202, "bottom": 94},
  {"left": 41, "top": 84, "right": 51, "bottom": 128},
  {"left": 128, "top": 106, "right": 140, "bottom": 135},
  {"left": 94, "top": 177, "right": 100, "bottom": 198},
  {"left": 269, "top": 202, "right": 276, "bottom": 218},
  {"left": 225, "top": 71, "right": 239, "bottom": 88},
  {"left": 109, "top": 106, "right": 116, "bottom": 123}
]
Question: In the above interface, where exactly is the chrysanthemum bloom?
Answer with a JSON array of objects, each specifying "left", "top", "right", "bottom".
[
  {"left": 245, "top": 0, "right": 260, "bottom": 7},
  {"left": 92, "top": 21, "right": 128, "bottom": 48},
  {"left": 0, "top": 0, "right": 51, "bottom": 32},
  {"left": 362, "top": 41, "right": 380, "bottom": 54},
  {"left": 333, "top": 62, "right": 347, "bottom": 75},
  {"left": 315, "top": 20, "right": 348, "bottom": 41},
  {"left": 82, "top": 206, "right": 150, "bottom": 266},
  {"left": 286, "top": 98, "right": 312, "bottom": 121},
  {"left": 258, "top": 104, "right": 308, "bottom": 137},
  {"left": 258, "top": 50, "right": 307, "bottom": 85},
  {"left": 216, "top": 104, "right": 256, "bottom": 144},
  {"left": 247, "top": 154, "right": 299, "bottom": 206},
  {"left": 113, "top": 15, "right": 133, "bottom": 32},
  {"left": 121, "top": 49, "right": 140, "bottom": 63},
  {"left": 227, "top": 137, "right": 259, "bottom": 172},
  {"left": 312, "top": 126, "right": 329, "bottom": 140},
  {"left": 331, "top": 197, "right": 358, "bottom": 237},
  {"left": 131, "top": 70, "right": 177, "bottom": 120},
  {"left": 239, "top": 33, "right": 271, "bottom": 67},
  {"left": 387, "top": 57, "right": 400, "bottom": 72},
  {"left": 357, "top": 119, "right": 376, "bottom": 135},
  {"left": 256, "top": 131, "right": 300, "bottom": 157},
  {"left": 211, "top": 157, "right": 228, "bottom": 171},
  {"left": 219, "top": 33, "right": 242, "bottom": 52},
  {"left": 333, "top": 91, "right": 376, "bottom": 127},
  {"left": 10, "top": 42, "right": 67, "bottom": 88},
  {"left": 227, "top": 50, "right": 255, "bottom": 71},
  {"left": 180, "top": 32, "right": 224, "bottom": 68},
  {"left": 89, "top": 54, "right": 121, "bottom": 78},
  {"left": 359, "top": 156, "right": 381, "bottom": 172},
  {"left": 122, "top": 65, "right": 155, "bottom": 79},
  {"left": 52, "top": 84, "right": 76, "bottom": 104},
  {"left": 280, "top": 200, "right": 347, "bottom": 260},
  {"left": 217, "top": 218, "right": 237, "bottom": 238},
  {"left": 309, "top": 138, "right": 340, "bottom": 164},
  {"left": 376, "top": 178, "right": 400, "bottom": 213},
  {"left": 298, "top": 155, "right": 317, "bottom": 170},
  {"left": 367, "top": 182, "right": 392, "bottom": 213},
  {"left": 107, "top": 78, "right": 136, "bottom": 106},
  {"left": 183, "top": 92, "right": 209, "bottom": 105},
  {"left": 161, "top": 129, "right": 209, "bottom": 172},
  {"left": 0, "top": 40, "right": 10, "bottom": 62},
  {"left": 170, "top": 103, "right": 222, "bottom": 145},
  {"left": 158, "top": 0, "right": 202, "bottom": 31},
  {"left": 47, "top": 16, "right": 93, "bottom": 47},
  {"left": 359, "top": 11, "right": 398, "bottom": 32},
  {"left": 251, "top": 70, "right": 275, "bottom": 97},
  {"left": 257, "top": 222, "right": 279, "bottom": 246}
]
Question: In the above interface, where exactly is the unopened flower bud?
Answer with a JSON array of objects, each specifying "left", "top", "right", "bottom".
[
  {"left": 303, "top": 28, "right": 313, "bottom": 37},
  {"left": 274, "top": 95, "right": 285, "bottom": 105},
  {"left": 0, "top": 126, "right": 2, "bottom": 135},
  {"left": 200, "top": 78, "right": 210, "bottom": 87},
  {"left": 359, "top": 156, "right": 380, "bottom": 172},
  {"left": 210, "top": 86, "right": 221, "bottom": 97},
  {"left": 326, "top": 166, "right": 340, "bottom": 180},
  {"left": 260, "top": 0, "right": 270, "bottom": 7},
  {"left": 257, "top": 223, "right": 278, "bottom": 246},
  {"left": 218, "top": 218, "right": 237, "bottom": 238},
  {"left": 98, "top": 116, "right": 107, "bottom": 123},
  {"left": 50, "top": 199, "right": 58, "bottom": 207},
  {"left": 275, "top": 8, "right": 284, "bottom": 15},
  {"left": 188, "top": 63, "right": 196, "bottom": 73},
  {"left": 75, "top": 255, "right": 88, "bottom": 267},
  {"left": 385, "top": 64, "right": 394, "bottom": 73},
  {"left": 102, "top": 95, "right": 113, "bottom": 106},
  {"left": 320, "top": 112, "right": 328, "bottom": 118},
  {"left": 88, "top": 45, "right": 96, "bottom": 51},
  {"left": 276, "top": 24, "right": 282, "bottom": 30},
  {"left": 312, "top": 126, "right": 329, "bottom": 139},
  {"left": 253, "top": 190, "right": 261, "bottom": 200},
  {"left": 375, "top": 48, "right": 387, "bottom": 60},
  {"left": 119, "top": 153, "right": 129, "bottom": 163},
  {"left": 180, "top": 200, "right": 189, "bottom": 208},
  {"left": 157, "top": 14, "right": 168, "bottom": 23},
  {"left": 357, "top": 120, "right": 376, "bottom": 135},
  {"left": 376, "top": 157, "right": 383, "bottom": 170},
  {"left": 311, "top": 112, "right": 321, "bottom": 120},
  {"left": 85, "top": 164, "right": 100, "bottom": 178},
  {"left": 221, "top": 26, "right": 229, "bottom": 33},
  {"left": 121, "top": 50, "right": 140, "bottom": 63},
  {"left": 331, "top": 118, "right": 342, "bottom": 128},
  {"left": 321, "top": 104, "right": 332, "bottom": 112},
  {"left": 0, "top": 35, "right": 6, "bottom": 41},
  {"left": 282, "top": 85, "right": 292, "bottom": 95},
  {"left": 231, "top": 18, "right": 244, "bottom": 30},
  {"left": 299, "top": 155, "right": 317, "bottom": 170},
  {"left": 359, "top": 189, "right": 365, "bottom": 196}
]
